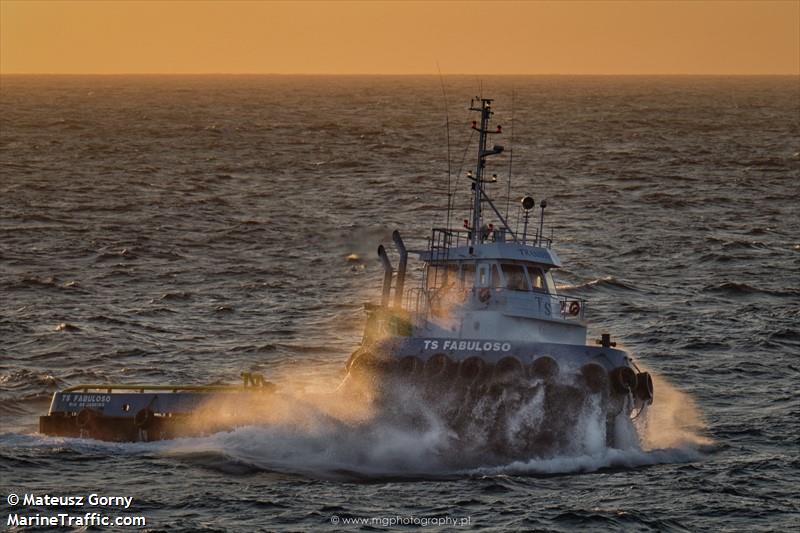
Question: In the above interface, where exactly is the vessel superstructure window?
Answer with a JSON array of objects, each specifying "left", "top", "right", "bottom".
[
  {"left": 478, "top": 264, "right": 488, "bottom": 287},
  {"left": 460, "top": 264, "right": 475, "bottom": 289},
  {"left": 445, "top": 264, "right": 458, "bottom": 285},
  {"left": 528, "top": 267, "right": 546, "bottom": 292},
  {"left": 544, "top": 271, "right": 556, "bottom": 295},
  {"left": 491, "top": 264, "right": 503, "bottom": 288},
  {"left": 502, "top": 264, "right": 528, "bottom": 291},
  {"left": 425, "top": 264, "right": 459, "bottom": 290},
  {"left": 424, "top": 265, "right": 438, "bottom": 290}
]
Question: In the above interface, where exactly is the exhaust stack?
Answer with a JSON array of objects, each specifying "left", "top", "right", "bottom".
[
  {"left": 392, "top": 230, "right": 407, "bottom": 308},
  {"left": 377, "top": 244, "right": 393, "bottom": 307}
]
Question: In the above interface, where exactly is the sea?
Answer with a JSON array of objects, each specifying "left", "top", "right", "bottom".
[{"left": 1, "top": 75, "right": 798, "bottom": 532}]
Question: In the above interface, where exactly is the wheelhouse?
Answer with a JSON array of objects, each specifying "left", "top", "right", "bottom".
[
  {"left": 424, "top": 259, "right": 556, "bottom": 295},
  {"left": 370, "top": 96, "right": 589, "bottom": 345}
]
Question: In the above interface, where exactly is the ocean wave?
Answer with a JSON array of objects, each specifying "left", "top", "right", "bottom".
[
  {"left": 716, "top": 239, "right": 770, "bottom": 251},
  {"left": 94, "top": 249, "right": 137, "bottom": 262},
  {"left": 6, "top": 275, "right": 59, "bottom": 289},
  {"left": 465, "top": 445, "right": 704, "bottom": 477},
  {"left": 557, "top": 276, "right": 640, "bottom": 292},
  {"left": 768, "top": 328, "right": 800, "bottom": 345},
  {"left": 158, "top": 291, "right": 193, "bottom": 301},
  {"left": 701, "top": 282, "right": 800, "bottom": 298}
]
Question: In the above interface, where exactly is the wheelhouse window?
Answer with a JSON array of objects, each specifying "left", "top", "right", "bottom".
[
  {"left": 502, "top": 264, "right": 528, "bottom": 291},
  {"left": 428, "top": 262, "right": 553, "bottom": 294},
  {"left": 528, "top": 266, "right": 548, "bottom": 292},
  {"left": 491, "top": 264, "right": 503, "bottom": 288},
  {"left": 460, "top": 263, "right": 475, "bottom": 289},
  {"left": 544, "top": 271, "right": 556, "bottom": 294},
  {"left": 425, "top": 263, "right": 459, "bottom": 290},
  {"left": 498, "top": 263, "right": 552, "bottom": 293}
]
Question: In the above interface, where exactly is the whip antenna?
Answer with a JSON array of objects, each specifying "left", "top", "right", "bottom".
[
  {"left": 506, "top": 87, "right": 515, "bottom": 220},
  {"left": 437, "top": 61, "right": 453, "bottom": 229}
]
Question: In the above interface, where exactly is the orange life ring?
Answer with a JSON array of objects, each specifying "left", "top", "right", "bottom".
[{"left": 568, "top": 301, "right": 581, "bottom": 316}]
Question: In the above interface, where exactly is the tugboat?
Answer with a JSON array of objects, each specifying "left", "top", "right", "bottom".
[
  {"left": 40, "top": 96, "right": 653, "bottom": 447},
  {"left": 344, "top": 97, "right": 654, "bottom": 455}
]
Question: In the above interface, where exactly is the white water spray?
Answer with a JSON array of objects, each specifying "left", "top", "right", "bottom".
[{"left": 156, "top": 361, "right": 710, "bottom": 480}]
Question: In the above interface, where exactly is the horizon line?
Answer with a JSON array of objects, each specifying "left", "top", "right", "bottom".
[{"left": 2, "top": 72, "right": 798, "bottom": 77}]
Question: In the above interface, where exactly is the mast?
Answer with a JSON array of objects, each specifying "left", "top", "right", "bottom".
[
  {"left": 470, "top": 98, "right": 491, "bottom": 247},
  {"left": 469, "top": 98, "right": 504, "bottom": 247}
]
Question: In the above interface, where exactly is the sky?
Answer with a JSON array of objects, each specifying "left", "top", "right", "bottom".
[{"left": 1, "top": 0, "right": 798, "bottom": 75}]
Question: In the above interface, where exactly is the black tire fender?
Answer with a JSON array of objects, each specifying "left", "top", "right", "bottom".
[
  {"left": 76, "top": 408, "right": 97, "bottom": 429},
  {"left": 609, "top": 366, "right": 638, "bottom": 395},
  {"left": 530, "top": 356, "right": 559, "bottom": 380},
  {"left": 134, "top": 408, "right": 155, "bottom": 429},
  {"left": 581, "top": 363, "right": 609, "bottom": 394},
  {"left": 635, "top": 372, "right": 654, "bottom": 403}
]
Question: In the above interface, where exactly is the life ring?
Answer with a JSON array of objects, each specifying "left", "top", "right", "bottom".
[
  {"left": 568, "top": 301, "right": 581, "bottom": 316},
  {"left": 478, "top": 288, "right": 491, "bottom": 303}
]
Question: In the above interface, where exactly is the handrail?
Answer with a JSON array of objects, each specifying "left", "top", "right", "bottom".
[
  {"left": 402, "top": 286, "right": 587, "bottom": 322},
  {"left": 62, "top": 383, "right": 259, "bottom": 393},
  {"left": 429, "top": 226, "right": 553, "bottom": 251}
]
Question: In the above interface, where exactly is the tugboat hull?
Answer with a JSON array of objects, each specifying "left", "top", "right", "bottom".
[
  {"left": 349, "top": 337, "right": 631, "bottom": 370},
  {"left": 345, "top": 337, "right": 653, "bottom": 455}
]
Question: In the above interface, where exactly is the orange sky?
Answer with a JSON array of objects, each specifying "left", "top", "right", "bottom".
[{"left": 1, "top": 0, "right": 798, "bottom": 75}]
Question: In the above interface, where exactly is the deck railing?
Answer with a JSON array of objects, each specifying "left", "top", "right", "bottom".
[
  {"left": 402, "top": 286, "right": 586, "bottom": 322},
  {"left": 427, "top": 227, "right": 553, "bottom": 259}
]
